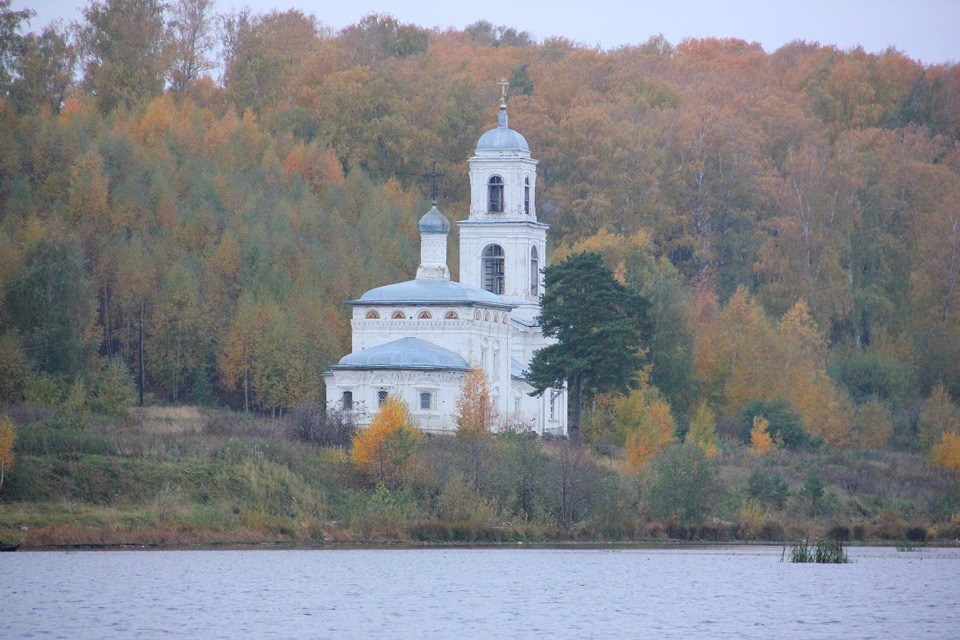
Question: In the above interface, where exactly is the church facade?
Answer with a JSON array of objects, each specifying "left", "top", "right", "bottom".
[{"left": 323, "top": 97, "right": 568, "bottom": 435}]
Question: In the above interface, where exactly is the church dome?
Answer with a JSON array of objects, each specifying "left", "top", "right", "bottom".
[
  {"left": 418, "top": 205, "right": 450, "bottom": 234},
  {"left": 476, "top": 106, "right": 530, "bottom": 154},
  {"left": 333, "top": 337, "right": 468, "bottom": 371}
]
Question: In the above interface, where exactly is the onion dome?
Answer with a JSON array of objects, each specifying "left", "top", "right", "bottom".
[{"left": 418, "top": 205, "right": 451, "bottom": 234}]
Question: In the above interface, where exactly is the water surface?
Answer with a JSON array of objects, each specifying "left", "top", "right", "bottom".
[{"left": 4, "top": 546, "right": 958, "bottom": 639}]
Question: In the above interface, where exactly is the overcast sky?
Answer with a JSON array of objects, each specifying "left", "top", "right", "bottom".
[{"left": 13, "top": 0, "right": 960, "bottom": 65}]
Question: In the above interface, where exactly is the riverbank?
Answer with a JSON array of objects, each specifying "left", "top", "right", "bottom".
[{"left": 2, "top": 405, "right": 958, "bottom": 550}]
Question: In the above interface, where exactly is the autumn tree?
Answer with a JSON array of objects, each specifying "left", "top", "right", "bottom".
[
  {"left": 0, "top": 0, "right": 32, "bottom": 93},
  {"left": 80, "top": 0, "right": 168, "bottom": 112},
  {"left": 167, "top": 0, "right": 218, "bottom": 93},
  {"left": 351, "top": 396, "right": 421, "bottom": 489},
  {"left": 0, "top": 416, "right": 14, "bottom": 494},
  {"left": 614, "top": 389, "right": 677, "bottom": 471},
  {"left": 453, "top": 367, "right": 495, "bottom": 489},
  {"left": 686, "top": 402, "right": 718, "bottom": 458},
  {"left": 528, "top": 252, "right": 650, "bottom": 443},
  {"left": 918, "top": 386, "right": 960, "bottom": 450},
  {"left": 749, "top": 416, "right": 775, "bottom": 456},
  {"left": 7, "top": 23, "right": 76, "bottom": 114}
]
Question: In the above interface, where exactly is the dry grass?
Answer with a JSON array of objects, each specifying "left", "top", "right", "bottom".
[{"left": 135, "top": 406, "right": 206, "bottom": 435}]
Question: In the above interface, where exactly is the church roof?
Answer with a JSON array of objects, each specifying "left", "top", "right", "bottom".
[
  {"left": 511, "top": 358, "right": 529, "bottom": 380},
  {"left": 352, "top": 279, "right": 514, "bottom": 309},
  {"left": 418, "top": 204, "right": 450, "bottom": 234},
  {"left": 332, "top": 337, "right": 469, "bottom": 371},
  {"left": 476, "top": 106, "right": 530, "bottom": 154}
]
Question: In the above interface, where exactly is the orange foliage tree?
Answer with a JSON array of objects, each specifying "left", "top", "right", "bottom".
[
  {"left": 615, "top": 390, "right": 677, "bottom": 471},
  {"left": 931, "top": 432, "right": 960, "bottom": 476},
  {"left": 351, "top": 395, "right": 421, "bottom": 488},
  {"left": 749, "top": 416, "right": 775, "bottom": 456},
  {"left": 0, "top": 416, "right": 15, "bottom": 494}
]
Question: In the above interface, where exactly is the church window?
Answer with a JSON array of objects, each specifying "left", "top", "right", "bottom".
[
  {"left": 493, "top": 345, "right": 500, "bottom": 372},
  {"left": 524, "top": 178, "right": 530, "bottom": 215},
  {"left": 365, "top": 310, "right": 380, "bottom": 319},
  {"left": 391, "top": 310, "right": 406, "bottom": 320},
  {"left": 444, "top": 310, "right": 459, "bottom": 320},
  {"left": 377, "top": 390, "right": 389, "bottom": 406},
  {"left": 484, "top": 311, "right": 491, "bottom": 322},
  {"left": 474, "top": 309, "right": 482, "bottom": 321},
  {"left": 482, "top": 244, "right": 505, "bottom": 294},
  {"left": 502, "top": 313, "right": 509, "bottom": 324},
  {"left": 487, "top": 175, "right": 504, "bottom": 213},
  {"left": 417, "top": 310, "right": 432, "bottom": 319},
  {"left": 419, "top": 392, "right": 433, "bottom": 411},
  {"left": 549, "top": 393, "right": 556, "bottom": 421},
  {"left": 342, "top": 391, "right": 353, "bottom": 410},
  {"left": 530, "top": 246, "right": 539, "bottom": 296}
]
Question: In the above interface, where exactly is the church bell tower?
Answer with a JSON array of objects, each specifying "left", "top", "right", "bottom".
[{"left": 459, "top": 81, "right": 548, "bottom": 322}]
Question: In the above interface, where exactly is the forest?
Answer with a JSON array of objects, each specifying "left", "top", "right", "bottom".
[{"left": 1, "top": 0, "right": 960, "bottom": 479}]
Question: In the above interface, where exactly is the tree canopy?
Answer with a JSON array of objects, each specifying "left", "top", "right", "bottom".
[{"left": 527, "top": 252, "right": 650, "bottom": 442}]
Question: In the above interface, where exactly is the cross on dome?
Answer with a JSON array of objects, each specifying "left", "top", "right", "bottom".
[{"left": 497, "top": 77, "right": 509, "bottom": 108}]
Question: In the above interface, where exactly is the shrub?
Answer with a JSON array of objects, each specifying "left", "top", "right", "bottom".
[
  {"left": 828, "top": 352, "right": 917, "bottom": 405},
  {"left": 644, "top": 445, "right": 718, "bottom": 525},
  {"left": 286, "top": 404, "right": 355, "bottom": 447},
  {"left": 747, "top": 470, "right": 788, "bottom": 510}
]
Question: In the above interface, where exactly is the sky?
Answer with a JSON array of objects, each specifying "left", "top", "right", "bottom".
[{"left": 13, "top": 0, "right": 960, "bottom": 65}]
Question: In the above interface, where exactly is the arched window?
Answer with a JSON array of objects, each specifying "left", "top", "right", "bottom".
[
  {"left": 444, "top": 310, "right": 459, "bottom": 320},
  {"left": 342, "top": 391, "right": 353, "bottom": 410},
  {"left": 474, "top": 309, "right": 482, "bottom": 321},
  {"left": 502, "top": 313, "right": 509, "bottom": 324},
  {"left": 530, "top": 245, "right": 539, "bottom": 296},
  {"left": 365, "top": 309, "right": 380, "bottom": 319},
  {"left": 524, "top": 177, "right": 530, "bottom": 215},
  {"left": 484, "top": 311, "right": 491, "bottom": 322},
  {"left": 391, "top": 310, "right": 406, "bottom": 320},
  {"left": 487, "top": 175, "right": 504, "bottom": 213},
  {"left": 482, "top": 244, "right": 505, "bottom": 294},
  {"left": 417, "top": 310, "right": 432, "bottom": 319}
]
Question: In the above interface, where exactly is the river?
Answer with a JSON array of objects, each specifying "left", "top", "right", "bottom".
[{"left": 3, "top": 546, "right": 958, "bottom": 639}]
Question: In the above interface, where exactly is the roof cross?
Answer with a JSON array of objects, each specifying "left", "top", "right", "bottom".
[
  {"left": 497, "top": 77, "right": 509, "bottom": 107},
  {"left": 422, "top": 161, "right": 444, "bottom": 205}
]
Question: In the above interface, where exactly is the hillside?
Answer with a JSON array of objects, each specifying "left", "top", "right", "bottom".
[
  {"left": 1, "top": 406, "right": 957, "bottom": 548},
  {"left": 1, "top": 2, "right": 960, "bottom": 534}
]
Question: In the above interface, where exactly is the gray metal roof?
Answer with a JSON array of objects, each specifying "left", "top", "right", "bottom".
[
  {"left": 511, "top": 358, "right": 529, "bottom": 380},
  {"left": 476, "top": 107, "right": 530, "bottom": 154},
  {"left": 418, "top": 205, "right": 450, "bottom": 234},
  {"left": 333, "top": 337, "right": 469, "bottom": 371},
  {"left": 352, "top": 279, "right": 514, "bottom": 309}
]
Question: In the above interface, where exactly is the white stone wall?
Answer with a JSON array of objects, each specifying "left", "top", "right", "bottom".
[
  {"left": 458, "top": 221, "right": 547, "bottom": 305},
  {"left": 325, "top": 368, "right": 466, "bottom": 432}
]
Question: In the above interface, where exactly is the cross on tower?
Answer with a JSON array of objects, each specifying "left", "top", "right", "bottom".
[
  {"left": 422, "top": 161, "right": 444, "bottom": 205},
  {"left": 497, "top": 77, "right": 509, "bottom": 107}
]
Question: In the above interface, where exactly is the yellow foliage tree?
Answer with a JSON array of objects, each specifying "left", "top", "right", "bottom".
[
  {"left": 931, "top": 431, "right": 960, "bottom": 476},
  {"left": 749, "top": 416, "right": 775, "bottom": 456},
  {"left": 454, "top": 368, "right": 495, "bottom": 437},
  {"left": 918, "top": 385, "right": 960, "bottom": 449},
  {"left": 686, "top": 402, "right": 719, "bottom": 458},
  {"left": 0, "top": 417, "right": 15, "bottom": 493},
  {"left": 615, "top": 390, "right": 677, "bottom": 471},
  {"left": 351, "top": 395, "right": 420, "bottom": 488}
]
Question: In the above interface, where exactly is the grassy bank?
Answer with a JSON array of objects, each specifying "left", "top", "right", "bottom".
[{"left": 1, "top": 405, "right": 958, "bottom": 549}]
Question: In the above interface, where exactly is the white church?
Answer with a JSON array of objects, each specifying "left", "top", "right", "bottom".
[{"left": 323, "top": 91, "right": 568, "bottom": 435}]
